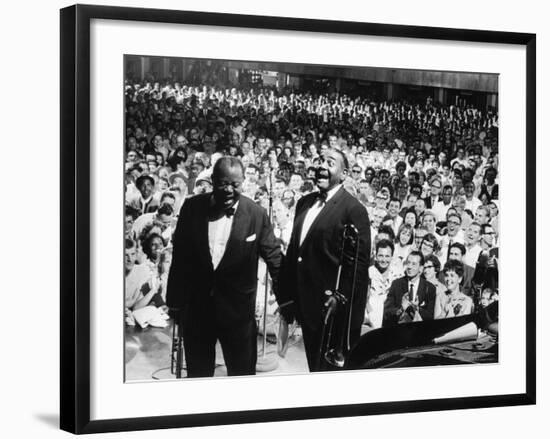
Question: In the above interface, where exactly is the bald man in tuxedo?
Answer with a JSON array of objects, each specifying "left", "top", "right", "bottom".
[{"left": 167, "top": 157, "right": 282, "bottom": 377}]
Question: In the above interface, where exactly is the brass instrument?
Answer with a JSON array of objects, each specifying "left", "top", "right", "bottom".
[{"left": 318, "top": 224, "right": 361, "bottom": 369}]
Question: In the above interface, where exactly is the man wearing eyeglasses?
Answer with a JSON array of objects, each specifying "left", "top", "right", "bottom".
[
  {"left": 439, "top": 212, "right": 465, "bottom": 265},
  {"left": 166, "top": 157, "right": 282, "bottom": 377},
  {"left": 350, "top": 165, "right": 363, "bottom": 182},
  {"left": 424, "top": 176, "right": 442, "bottom": 209}
]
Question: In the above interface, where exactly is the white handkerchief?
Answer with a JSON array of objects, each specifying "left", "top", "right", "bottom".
[{"left": 246, "top": 233, "right": 256, "bottom": 242}]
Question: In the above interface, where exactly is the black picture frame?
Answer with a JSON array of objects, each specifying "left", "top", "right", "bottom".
[{"left": 60, "top": 4, "right": 536, "bottom": 434}]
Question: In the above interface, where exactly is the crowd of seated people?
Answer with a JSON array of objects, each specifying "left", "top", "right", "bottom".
[{"left": 123, "top": 77, "right": 499, "bottom": 332}]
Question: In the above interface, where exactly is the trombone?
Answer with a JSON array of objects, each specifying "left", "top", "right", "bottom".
[{"left": 318, "top": 224, "right": 361, "bottom": 369}]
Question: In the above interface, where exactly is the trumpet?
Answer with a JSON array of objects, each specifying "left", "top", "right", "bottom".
[{"left": 318, "top": 224, "right": 361, "bottom": 369}]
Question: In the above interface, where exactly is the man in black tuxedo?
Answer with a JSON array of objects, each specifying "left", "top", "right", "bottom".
[
  {"left": 166, "top": 157, "right": 281, "bottom": 377},
  {"left": 382, "top": 250, "right": 437, "bottom": 327},
  {"left": 279, "top": 148, "right": 371, "bottom": 372}
]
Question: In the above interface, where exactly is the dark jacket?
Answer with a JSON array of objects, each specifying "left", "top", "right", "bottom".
[
  {"left": 382, "top": 276, "right": 437, "bottom": 327},
  {"left": 280, "top": 187, "right": 371, "bottom": 335},
  {"left": 166, "top": 193, "right": 281, "bottom": 328}
]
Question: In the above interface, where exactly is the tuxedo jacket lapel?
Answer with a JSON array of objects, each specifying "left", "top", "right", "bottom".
[
  {"left": 300, "top": 187, "right": 345, "bottom": 249},
  {"left": 291, "top": 194, "right": 317, "bottom": 250},
  {"left": 215, "top": 200, "right": 246, "bottom": 272},
  {"left": 195, "top": 197, "right": 214, "bottom": 271}
]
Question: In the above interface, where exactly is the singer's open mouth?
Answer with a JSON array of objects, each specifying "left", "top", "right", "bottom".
[{"left": 316, "top": 169, "right": 330, "bottom": 180}]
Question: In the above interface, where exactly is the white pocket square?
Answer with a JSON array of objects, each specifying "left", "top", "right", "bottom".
[{"left": 246, "top": 234, "right": 256, "bottom": 242}]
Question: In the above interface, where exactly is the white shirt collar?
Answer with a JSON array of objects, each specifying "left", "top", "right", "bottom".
[
  {"left": 140, "top": 194, "right": 153, "bottom": 204},
  {"left": 323, "top": 184, "right": 342, "bottom": 203},
  {"left": 408, "top": 276, "right": 421, "bottom": 289}
]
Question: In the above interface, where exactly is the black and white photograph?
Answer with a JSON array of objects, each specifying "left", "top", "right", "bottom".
[
  {"left": 123, "top": 55, "right": 500, "bottom": 381},
  {"left": 2, "top": 0, "right": 546, "bottom": 437}
]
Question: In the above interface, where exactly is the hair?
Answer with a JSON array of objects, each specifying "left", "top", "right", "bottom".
[
  {"left": 135, "top": 174, "right": 154, "bottom": 189},
  {"left": 167, "top": 155, "right": 186, "bottom": 172},
  {"left": 125, "top": 237, "right": 136, "bottom": 250},
  {"left": 395, "top": 161, "right": 406, "bottom": 171},
  {"left": 407, "top": 250, "right": 425, "bottom": 266},
  {"left": 481, "top": 223, "right": 494, "bottom": 235},
  {"left": 447, "top": 212, "right": 462, "bottom": 224},
  {"left": 245, "top": 163, "right": 260, "bottom": 173},
  {"left": 300, "top": 180, "right": 315, "bottom": 193},
  {"left": 378, "top": 224, "right": 396, "bottom": 242},
  {"left": 265, "top": 146, "right": 279, "bottom": 160},
  {"left": 125, "top": 205, "right": 140, "bottom": 221},
  {"left": 142, "top": 232, "right": 165, "bottom": 261},
  {"left": 404, "top": 208, "right": 418, "bottom": 226},
  {"left": 449, "top": 242, "right": 467, "bottom": 256},
  {"left": 424, "top": 254, "right": 441, "bottom": 273},
  {"left": 396, "top": 223, "right": 414, "bottom": 246},
  {"left": 476, "top": 204, "right": 491, "bottom": 217},
  {"left": 422, "top": 210, "right": 437, "bottom": 223},
  {"left": 376, "top": 238, "right": 395, "bottom": 255},
  {"left": 173, "top": 146, "right": 188, "bottom": 162},
  {"left": 160, "top": 191, "right": 176, "bottom": 204},
  {"left": 156, "top": 203, "right": 174, "bottom": 217},
  {"left": 421, "top": 232, "right": 440, "bottom": 253},
  {"left": 443, "top": 259, "right": 465, "bottom": 278},
  {"left": 408, "top": 171, "right": 420, "bottom": 182},
  {"left": 469, "top": 221, "right": 482, "bottom": 232},
  {"left": 388, "top": 197, "right": 401, "bottom": 207}
]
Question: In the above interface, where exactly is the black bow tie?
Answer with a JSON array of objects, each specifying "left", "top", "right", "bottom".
[
  {"left": 208, "top": 204, "right": 236, "bottom": 221},
  {"left": 316, "top": 191, "right": 328, "bottom": 204}
]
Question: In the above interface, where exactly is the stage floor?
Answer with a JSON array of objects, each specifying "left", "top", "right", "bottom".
[{"left": 124, "top": 319, "right": 309, "bottom": 381}]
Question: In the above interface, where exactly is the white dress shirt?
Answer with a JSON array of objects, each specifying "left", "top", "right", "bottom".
[
  {"left": 432, "top": 200, "right": 452, "bottom": 222},
  {"left": 300, "top": 185, "right": 341, "bottom": 246},
  {"left": 464, "top": 243, "right": 482, "bottom": 268},
  {"left": 208, "top": 201, "right": 239, "bottom": 270},
  {"left": 407, "top": 277, "right": 421, "bottom": 303}
]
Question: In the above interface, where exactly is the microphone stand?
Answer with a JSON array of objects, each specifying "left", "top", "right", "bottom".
[{"left": 257, "top": 162, "right": 279, "bottom": 372}]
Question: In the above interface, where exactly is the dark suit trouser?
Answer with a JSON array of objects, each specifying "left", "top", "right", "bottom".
[{"left": 182, "top": 298, "right": 257, "bottom": 378}]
